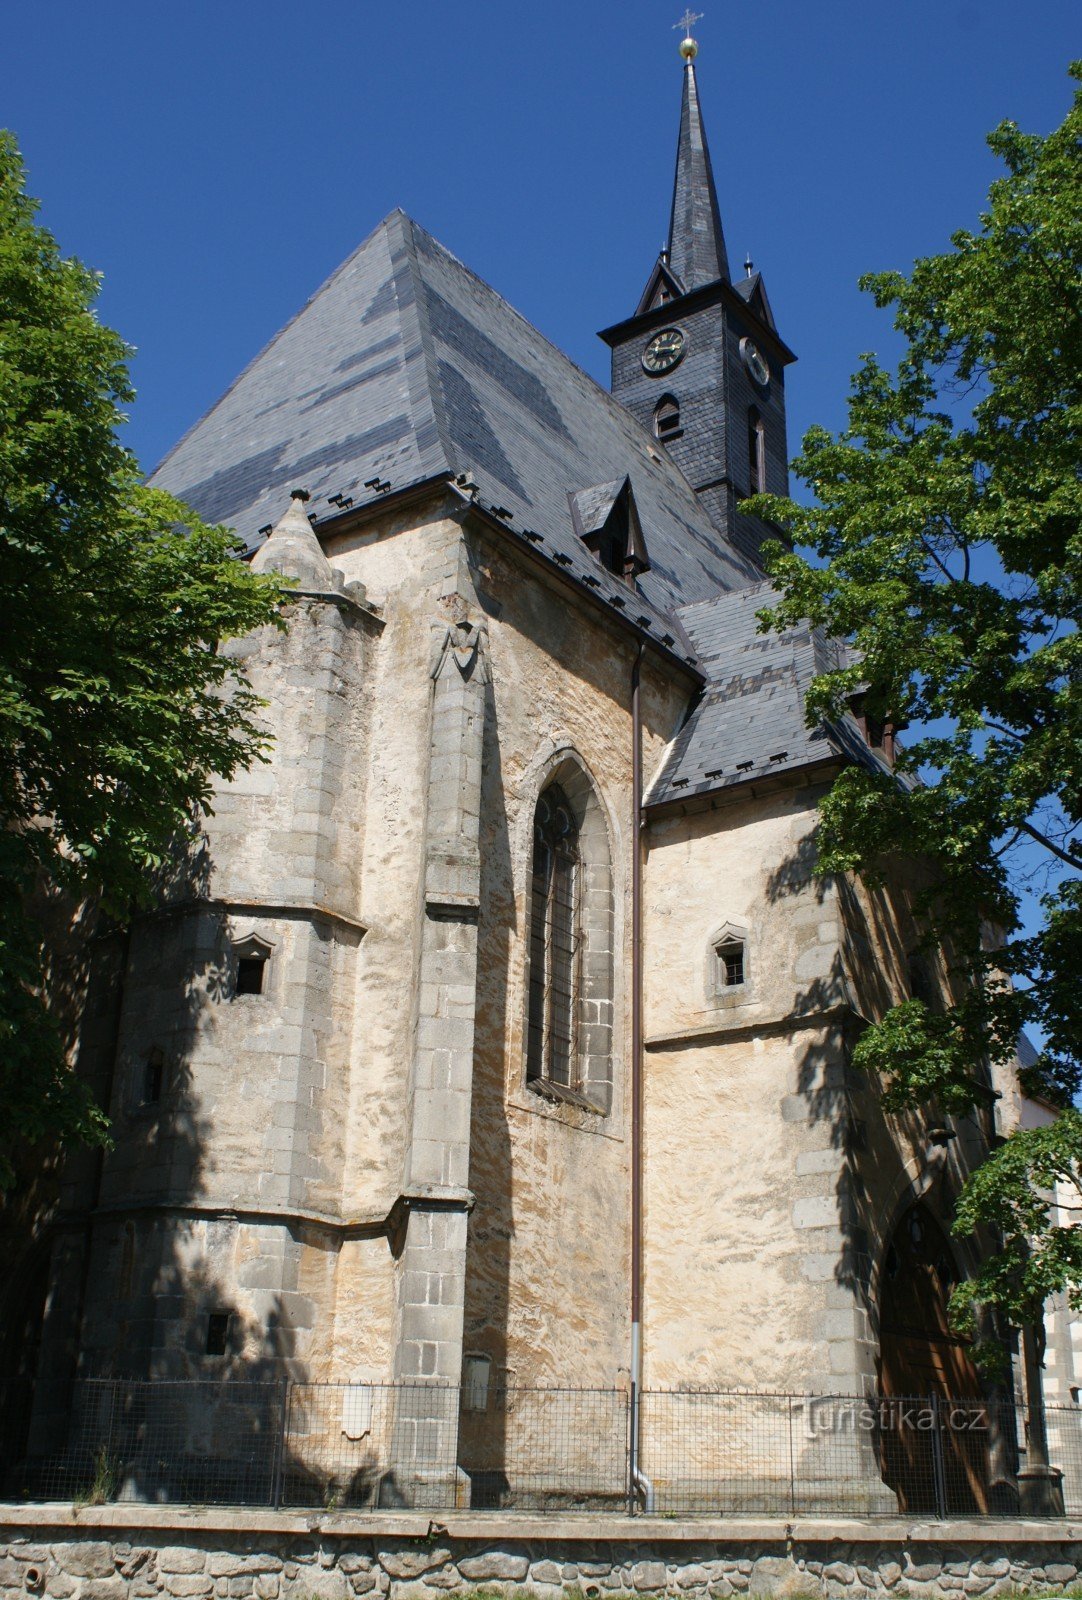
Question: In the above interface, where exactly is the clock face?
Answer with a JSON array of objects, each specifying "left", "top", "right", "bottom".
[
  {"left": 642, "top": 327, "right": 686, "bottom": 375},
  {"left": 740, "top": 336, "right": 770, "bottom": 389}
]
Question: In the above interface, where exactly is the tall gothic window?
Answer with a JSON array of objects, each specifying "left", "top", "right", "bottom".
[
  {"left": 526, "top": 783, "right": 581, "bottom": 1088},
  {"left": 747, "top": 406, "right": 765, "bottom": 494}
]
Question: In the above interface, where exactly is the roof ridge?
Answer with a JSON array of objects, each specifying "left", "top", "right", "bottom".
[
  {"left": 405, "top": 217, "right": 714, "bottom": 499},
  {"left": 387, "top": 212, "right": 457, "bottom": 477}
]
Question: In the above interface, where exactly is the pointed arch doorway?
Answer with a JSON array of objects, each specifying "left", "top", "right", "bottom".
[{"left": 877, "top": 1202, "right": 993, "bottom": 1514}]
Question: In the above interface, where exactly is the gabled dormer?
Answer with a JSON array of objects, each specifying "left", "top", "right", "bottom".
[
  {"left": 635, "top": 254, "right": 688, "bottom": 317},
  {"left": 734, "top": 270, "right": 777, "bottom": 332},
  {"left": 599, "top": 39, "right": 796, "bottom": 573},
  {"left": 568, "top": 475, "right": 650, "bottom": 583}
]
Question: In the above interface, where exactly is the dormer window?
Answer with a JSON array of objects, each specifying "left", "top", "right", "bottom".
[
  {"left": 569, "top": 476, "right": 650, "bottom": 585},
  {"left": 654, "top": 396, "right": 682, "bottom": 443},
  {"left": 848, "top": 691, "right": 902, "bottom": 768}
]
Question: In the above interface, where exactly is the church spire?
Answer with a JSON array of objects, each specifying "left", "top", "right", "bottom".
[{"left": 667, "top": 32, "right": 730, "bottom": 290}]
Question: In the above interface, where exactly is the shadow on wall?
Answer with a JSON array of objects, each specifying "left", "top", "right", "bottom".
[
  {"left": 764, "top": 830, "right": 1019, "bottom": 1515},
  {"left": 0, "top": 836, "right": 395, "bottom": 1509},
  {"left": 0, "top": 879, "right": 124, "bottom": 1384}
]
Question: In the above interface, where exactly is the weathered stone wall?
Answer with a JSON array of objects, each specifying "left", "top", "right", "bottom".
[
  {"left": 30, "top": 478, "right": 1008, "bottom": 1438},
  {"left": 62, "top": 585, "right": 378, "bottom": 1384},
  {"left": 642, "top": 785, "right": 860, "bottom": 1395},
  {"left": 452, "top": 522, "right": 692, "bottom": 1393},
  {"left": 7, "top": 1516, "right": 1082, "bottom": 1600},
  {"left": 640, "top": 778, "right": 1001, "bottom": 1403}
]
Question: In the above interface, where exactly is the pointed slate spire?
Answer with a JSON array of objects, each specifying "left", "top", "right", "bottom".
[
  {"left": 250, "top": 488, "right": 335, "bottom": 589},
  {"left": 667, "top": 60, "right": 730, "bottom": 290}
]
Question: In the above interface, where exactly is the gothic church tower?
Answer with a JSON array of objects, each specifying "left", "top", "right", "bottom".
[{"left": 599, "top": 42, "right": 796, "bottom": 569}]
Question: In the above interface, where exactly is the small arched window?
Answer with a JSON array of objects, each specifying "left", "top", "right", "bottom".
[
  {"left": 527, "top": 783, "right": 580, "bottom": 1088},
  {"left": 654, "top": 395, "right": 682, "bottom": 443},
  {"left": 747, "top": 406, "right": 766, "bottom": 494},
  {"left": 708, "top": 921, "right": 750, "bottom": 1000},
  {"left": 716, "top": 937, "right": 745, "bottom": 988},
  {"left": 232, "top": 932, "right": 273, "bottom": 997}
]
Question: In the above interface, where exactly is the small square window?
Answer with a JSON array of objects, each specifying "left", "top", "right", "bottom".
[
  {"left": 716, "top": 940, "right": 745, "bottom": 987},
  {"left": 205, "top": 1311, "right": 232, "bottom": 1357},
  {"left": 236, "top": 956, "right": 266, "bottom": 995}
]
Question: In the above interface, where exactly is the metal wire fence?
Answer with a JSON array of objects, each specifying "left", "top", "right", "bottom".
[{"left": 1, "top": 1378, "right": 1080, "bottom": 1517}]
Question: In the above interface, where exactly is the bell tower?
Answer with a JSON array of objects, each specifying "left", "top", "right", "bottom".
[{"left": 598, "top": 21, "right": 796, "bottom": 571}]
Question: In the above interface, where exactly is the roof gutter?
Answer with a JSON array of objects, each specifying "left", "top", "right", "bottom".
[
  {"left": 261, "top": 468, "right": 458, "bottom": 555},
  {"left": 452, "top": 488, "right": 704, "bottom": 687},
  {"left": 644, "top": 752, "right": 845, "bottom": 822},
  {"left": 291, "top": 471, "right": 703, "bottom": 689}
]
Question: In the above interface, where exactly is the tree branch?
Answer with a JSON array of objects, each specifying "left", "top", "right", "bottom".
[
  {"left": 1018, "top": 819, "right": 1082, "bottom": 870},
  {"left": 919, "top": 534, "right": 959, "bottom": 584}
]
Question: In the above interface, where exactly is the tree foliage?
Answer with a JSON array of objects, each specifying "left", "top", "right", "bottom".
[
  {"left": 0, "top": 132, "right": 285, "bottom": 1184},
  {"left": 752, "top": 67, "right": 1081, "bottom": 1329}
]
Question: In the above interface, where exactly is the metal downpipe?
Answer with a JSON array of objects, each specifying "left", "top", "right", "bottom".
[{"left": 629, "top": 643, "right": 655, "bottom": 1514}]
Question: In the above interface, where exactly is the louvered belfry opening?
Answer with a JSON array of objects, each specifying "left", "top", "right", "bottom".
[{"left": 527, "top": 782, "right": 582, "bottom": 1089}]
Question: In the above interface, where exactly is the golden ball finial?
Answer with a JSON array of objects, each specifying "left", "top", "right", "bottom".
[{"left": 674, "top": 11, "right": 703, "bottom": 59}]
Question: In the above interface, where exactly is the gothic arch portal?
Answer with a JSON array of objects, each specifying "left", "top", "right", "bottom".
[{"left": 877, "top": 1201, "right": 991, "bottom": 1514}]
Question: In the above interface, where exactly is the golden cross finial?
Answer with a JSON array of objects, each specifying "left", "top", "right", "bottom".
[{"left": 674, "top": 9, "right": 703, "bottom": 59}]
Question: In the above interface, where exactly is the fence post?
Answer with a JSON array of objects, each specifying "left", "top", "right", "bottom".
[
  {"left": 929, "top": 1393, "right": 947, "bottom": 1520},
  {"left": 788, "top": 1396, "right": 796, "bottom": 1516},
  {"left": 627, "top": 1382, "right": 636, "bottom": 1516},
  {"left": 271, "top": 1379, "right": 291, "bottom": 1510},
  {"left": 105, "top": 1379, "right": 120, "bottom": 1484}
]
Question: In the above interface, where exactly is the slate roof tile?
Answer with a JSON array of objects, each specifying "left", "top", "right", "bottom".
[
  {"left": 645, "top": 581, "right": 890, "bottom": 805},
  {"left": 149, "top": 210, "right": 759, "bottom": 621}
]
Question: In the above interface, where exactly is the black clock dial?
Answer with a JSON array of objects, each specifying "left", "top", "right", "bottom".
[
  {"left": 642, "top": 327, "right": 686, "bottom": 375},
  {"left": 740, "top": 336, "right": 770, "bottom": 388}
]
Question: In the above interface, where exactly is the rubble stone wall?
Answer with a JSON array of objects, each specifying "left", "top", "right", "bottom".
[{"left": 6, "top": 1516, "right": 1082, "bottom": 1600}]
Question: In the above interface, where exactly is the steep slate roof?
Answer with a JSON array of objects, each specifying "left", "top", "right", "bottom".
[
  {"left": 646, "top": 582, "right": 885, "bottom": 806},
  {"left": 150, "top": 209, "right": 760, "bottom": 619},
  {"left": 150, "top": 207, "right": 872, "bottom": 795}
]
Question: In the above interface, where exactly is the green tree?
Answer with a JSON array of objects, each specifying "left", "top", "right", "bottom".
[
  {"left": 0, "top": 133, "right": 285, "bottom": 1185},
  {"left": 752, "top": 66, "right": 1081, "bottom": 1335}
]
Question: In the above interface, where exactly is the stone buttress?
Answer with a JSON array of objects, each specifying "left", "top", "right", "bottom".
[{"left": 389, "top": 551, "right": 489, "bottom": 1487}]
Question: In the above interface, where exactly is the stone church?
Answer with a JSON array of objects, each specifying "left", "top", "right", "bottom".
[{"left": 12, "top": 39, "right": 1026, "bottom": 1510}]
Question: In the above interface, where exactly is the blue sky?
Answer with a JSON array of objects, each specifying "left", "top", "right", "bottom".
[{"left": 5, "top": 0, "right": 1078, "bottom": 481}]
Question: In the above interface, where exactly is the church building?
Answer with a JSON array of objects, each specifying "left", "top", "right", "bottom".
[{"left": 19, "top": 33, "right": 1024, "bottom": 1513}]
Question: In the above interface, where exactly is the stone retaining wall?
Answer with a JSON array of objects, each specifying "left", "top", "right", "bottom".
[{"left": 5, "top": 1514, "right": 1082, "bottom": 1600}]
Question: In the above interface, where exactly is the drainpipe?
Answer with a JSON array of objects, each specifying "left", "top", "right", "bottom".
[{"left": 629, "top": 643, "right": 655, "bottom": 1514}]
